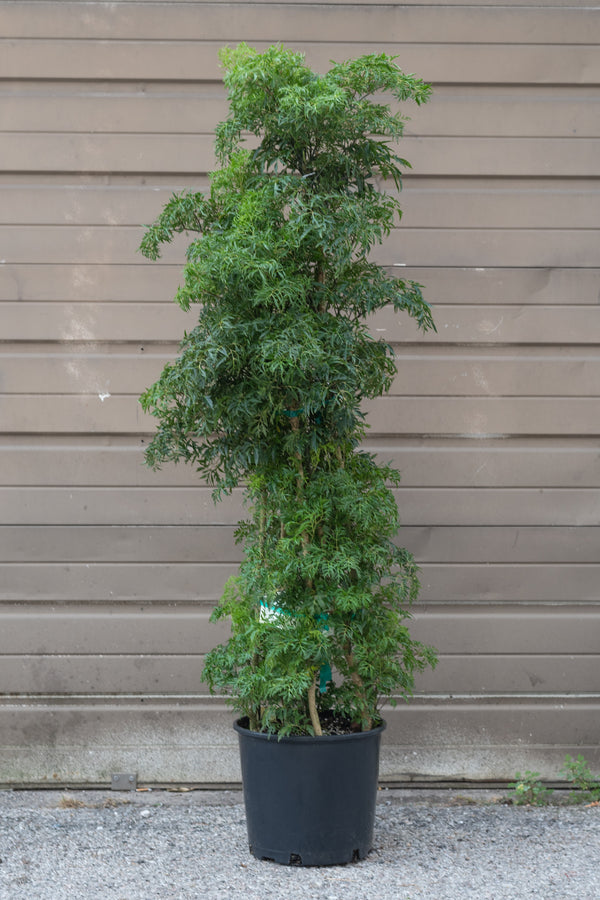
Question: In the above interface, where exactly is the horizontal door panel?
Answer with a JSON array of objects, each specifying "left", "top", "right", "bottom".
[
  {"left": 1, "top": 486, "right": 599, "bottom": 526},
  {"left": 2, "top": 437, "right": 600, "bottom": 487},
  {"left": 415, "top": 655, "right": 600, "bottom": 695},
  {"left": 0, "top": 606, "right": 223, "bottom": 654},
  {"left": 419, "top": 565, "right": 600, "bottom": 604},
  {"left": 382, "top": 229, "right": 600, "bottom": 268},
  {"left": 0, "top": 697, "right": 597, "bottom": 784},
  {"left": 0, "top": 225, "right": 189, "bottom": 264},
  {"left": 1, "top": 652, "right": 597, "bottom": 695},
  {"left": 1, "top": 395, "right": 151, "bottom": 434},
  {"left": 381, "top": 698, "right": 600, "bottom": 781},
  {"left": 2, "top": 41, "right": 598, "bottom": 86},
  {"left": 4, "top": 134, "right": 600, "bottom": 178},
  {"left": 0, "top": 185, "right": 198, "bottom": 226},
  {"left": 411, "top": 88, "right": 600, "bottom": 138},
  {"left": 389, "top": 350, "right": 600, "bottom": 397},
  {"left": 0, "top": 93, "right": 224, "bottom": 136},
  {"left": 400, "top": 183, "right": 600, "bottom": 229},
  {"left": 366, "top": 439, "right": 600, "bottom": 489},
  {"left": 404, "top": 526, "right": 600, "bottom": 565},
  {"left": 0, "top": 487, "right": 246, "bottom": 526},
  {"left": 0, "top": 301, "right": 196, "bottom": 341},
  {"left": 2, "top": 180, "right": 599, "bottom": 228},
  {"left": 0, "top": 697, "right": 243, "bottom": 786},
  {"left": 0, "top": 562, "right": 237, "bottom": 602},
  {"left": 0, "top": 697, "right": 241, "bottom": 786},
  {"left": 5, "top": 88, "right": 599, "bottom": 140},
  {"left": 389, "top": 489, "right": 600, "bottom": 527},
  {"left": 405, "top": 136, "right": 600, "bottom": 177},
  {"left": 0, "top": 525, "right": 239, "bottom": 564},
  {"left": 1, "top": 524, "right": 598, "bottom": 565},
  {"left": 4, "top": 394, "right": 600, "bottom": 438},
  {"left": 0, "top": 263, "right": 182, "bottom": 303},
  {"left": 3, "top": 223, "right": 599, "bottom": 269},
  {"left": 5, "top": 4, "right": 598, "bottom": 43},
  {"left": 412, "top": 605, "right": 600, "bottom": 653},
  {"left": 0, "top": 654, "right": 204, "bottom": 694},
  {"left": 3, "top": 265, "right": 598, "bottom": 305},
  {"left": 367, "top": 397, "right": 600, "bottom": 438},
  {"left": 3, "top": 302, "right": 600, "bottom": 344},
  {"left": 0, "top": 132, "right": 217, "bottom": 175},
  {"left": 0, "top": 349, "right": 167, "bottom": 394},
  {"left": 0, "top": 600, "right": 597, "bottom": 656},
  {"left": 376, "top": 305, "right": 600, "bottom": 345},
  {"left": 5, "top": 346, "right": 600, "bottom": 396},
  {"left": 1, "top": 561, "right": 599, "bottom": 604}
]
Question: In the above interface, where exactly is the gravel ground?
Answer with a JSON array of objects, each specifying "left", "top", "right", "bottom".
[{"left": 0, "top": 788, "right": 598, "bottom": 899}]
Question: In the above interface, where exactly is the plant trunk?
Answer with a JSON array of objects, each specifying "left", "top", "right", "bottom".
[
  {"left": 308, "top": 673, "right": 323, "bottom": 736},
  {"left": 290, "top": 414, "right": 322, "bottom": 736}
]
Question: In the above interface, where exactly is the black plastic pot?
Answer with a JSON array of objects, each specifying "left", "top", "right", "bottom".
[{"left": 233, "top": 717, "right": 385, "bottom": 866}]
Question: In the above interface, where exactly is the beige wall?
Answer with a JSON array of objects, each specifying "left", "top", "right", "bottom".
[{"left": 1, "top": 1, "right": 599, "bottom": 785}]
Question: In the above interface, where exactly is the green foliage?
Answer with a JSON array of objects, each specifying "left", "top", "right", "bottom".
[
  {"left": 139, "top": 44, "right": 437, "bottom": 735},
  {"left": 508, "top": 771, "right": 554, "bottom": 806},
  {"left": 560, "top": 754, "right": 600, "bottom": 803}
]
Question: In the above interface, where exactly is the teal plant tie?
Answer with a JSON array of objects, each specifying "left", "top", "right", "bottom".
[
  {"left": 282, "top": 398, "right": 332, "bottom": 423},
  {"left": 315, "top": 397, "right": 332, "bottom": 426},
  {"left": 319, "top": 662, "right": 332, "bottom": 694},
  {"left": 316, "top": 611, "right": 331, "bottom": 694}
]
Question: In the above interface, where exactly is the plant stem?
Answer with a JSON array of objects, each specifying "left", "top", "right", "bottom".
[
  {"left": 345, "top": 645, "right": 372, "bottom": 731},
  {"left": 258, "top": 487, "right": 267, "bottom": 564},
  {"left": 317, "top": 265, "right": 327, "bottom": 313},
  {"left": 308, "top": 673, "right": 323, "bottom": 736},
  {"left": 289, "top": 413, "right": 304, "bottom": 484},
  {"left": 290, "top": 414, "right": 322, "bottom": 736}
]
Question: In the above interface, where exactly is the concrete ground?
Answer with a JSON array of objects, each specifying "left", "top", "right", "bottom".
[{"left": 0, "top": 787, "right": 598, "bottom": 899}]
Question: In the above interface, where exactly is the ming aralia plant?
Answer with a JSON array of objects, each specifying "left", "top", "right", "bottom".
[{"left": 139, "top": 44, "right": 437, "bottom": 737}]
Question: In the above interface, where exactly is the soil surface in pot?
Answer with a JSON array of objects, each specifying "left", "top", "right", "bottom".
[
  {"left": 317, "top": 712, "right": 379, "bottom": 735},
  {"left": 246, "top": 713, "right": 383, "bottom": 736}
]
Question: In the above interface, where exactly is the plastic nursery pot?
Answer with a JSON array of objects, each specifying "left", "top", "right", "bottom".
[{"left": 234, "top": 717, "right": 385, "bottom": 867}]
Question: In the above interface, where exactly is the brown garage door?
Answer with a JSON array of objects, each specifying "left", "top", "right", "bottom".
[{"left": 0, "top": 0, "right": 598, "bottom": 785}]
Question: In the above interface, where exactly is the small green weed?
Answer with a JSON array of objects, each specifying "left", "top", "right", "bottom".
[
  {"left": 508, "top": 754, "right": 600, "bottom": 807},
  {"left": 508, "top": 770, "right": 553, "bottom": 806},
  {"left": 560, "top": 754, "right": 600, "bottom": 804}
]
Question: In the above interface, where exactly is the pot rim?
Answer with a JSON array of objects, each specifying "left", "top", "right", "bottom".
[{"left": 233, "top": 717, "right": 386, "bottom": 743}]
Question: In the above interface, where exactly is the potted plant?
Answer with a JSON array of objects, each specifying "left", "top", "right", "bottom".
[{"left": 139, "top": 43, "right": 437, "bottom": 866}]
